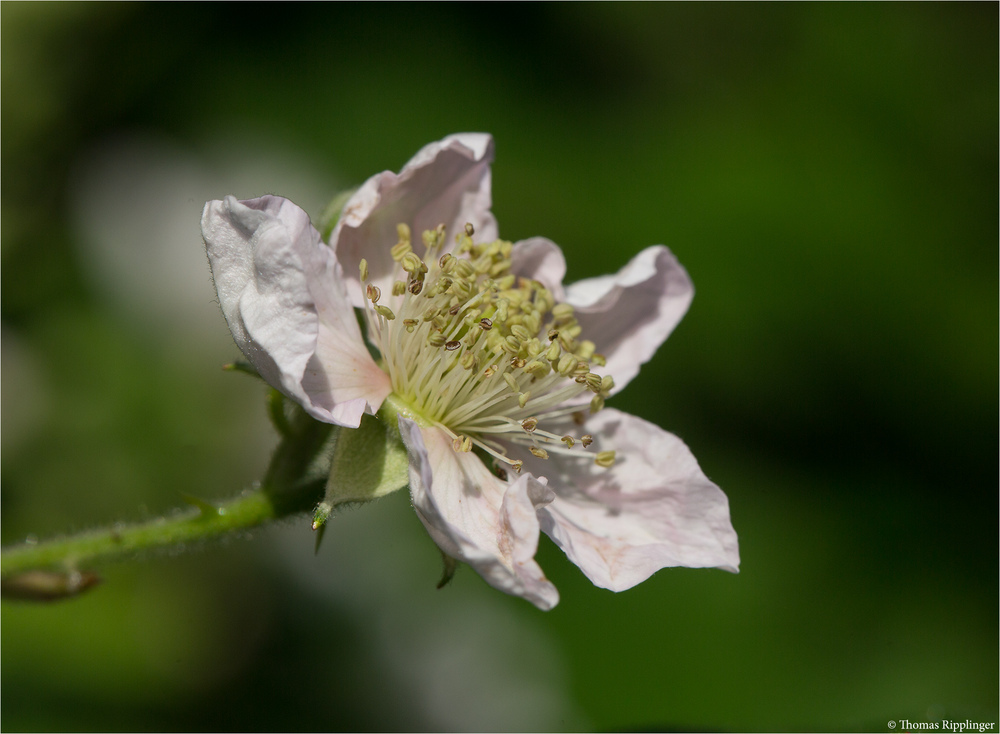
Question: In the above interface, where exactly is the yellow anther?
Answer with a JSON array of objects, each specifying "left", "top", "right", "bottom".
[
  {"left": 577, "top": 340, "right": 596, "bottom": 360},
  {"left": 591, "top": 353, "right": 607, "bottom": 367},
  {"left": 560, "top": 436, "right": 576, "bottom": 448},
  {"left": 585, "top": 373, "right": 603, "bottom": 392},
  {"left": 590, "top": 394, "right": 605, "bottom": 413},
  {"left": 451, "top": 279, "right": 474, "bottom": 300},
  {"left": 511, "top": 460, "right": 523, "bottom": 474},
  {"left": 489, "top": 259, "right": 512, "bottom": 277},
  {"left": 595, "top": 451, "right": 616, "bottom": 468},
  {"left": 422, "top": 223, "right": 446, "bottom": 251},
  {"left": 524, "top": 360, "right": 550, "bottom": 379},
  {"left": 465, "top": 222, "right": 475, "bottom": 237},
  {"left": 359, "top": 258, "right": 369, "bottom": 282},
  {"left": 552, "top": 303, "right": 575, "bottom": 322},
  {"left": 518, "top": 392, "right": 531, "bottom": 409},
  {"left": 529, "top": 446, "right": 549, "bottom": 460},
  {"left": 557, "top": 353, "right": 577, "bottom": 376},
  {"left": 460, "top": 352, "right": 478, "bottom": 370},
  {"left": 601, "top": 375, "right": 615, "bottom": 393},
  {"left": 396, "top": 222, "right": 411, "bottom": 243},
  {"left": 403, "top": 318, "right": 418, "bottom": 333},
  {"left": 401, "top": 252, "right": 426, "bottom": 274},
  {"left": 496, "top": 274, "right": 516, "bottom": 290},
  {"left": 453, "top": 259, "right": 475, "bottom": 280},
  {"left": 428, "top": 333, "right": 447, "bottom": 348},
  {"left": 546, "top": 342, "right": 561, "bottom": 362},
  {"left": 510, "top": 324, "right": 532, "bottom": 341},
  {"left": 390, "top": 240, "right": 412, "bottom": 262},
  {"left": 521, "top": 416, "right": 538, "bottom": 432},
  {"left": 559, "top": 333, "right": 578, "bottom": 353},
  {"left": 502, "top": 336, "right": 521, "bottom": 354},
  {"left": 392, "top": 280, "right": 407, "bottom": 296},
  {"left": 495, "top": 299, "right": 509, "bottom": 323},
  {"left": 374, "top": 304, "right": 395, "bottom": 320},
  {"left": 473, "top": 256, "right": 492, "bottom": 275},
  {"left": 503, "top": 373, "right": 519, "bottom": 392}
]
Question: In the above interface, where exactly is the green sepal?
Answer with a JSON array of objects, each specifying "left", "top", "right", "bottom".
[
  {"left": 317, "top": 187, "right": 358, "bottom": 242},
  {"left": 437, "top": 552, "right": 459, "bottom": 589},
  {"left": 223, "top": 361, "right": 261, "bottom": 379},
  {"left": 267, "top": 389, "right": 294, "bottom": 438},
  {"left": 323, "top": 413, "right": 409, "bottom": 507}
]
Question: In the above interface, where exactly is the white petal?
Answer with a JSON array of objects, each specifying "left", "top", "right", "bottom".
[
  {"left": 526, "top": 409, "right": 739, "bottom": 592},
  {"left": 332, "top": 133, "right": 497, "bottom": 308},
  {"left": 202, "top": 195, "right": 390, "bottom": 427},
  {"left": 509, "top": 237, "right": 566, "bottom": 301},
  {"left": 398, "top": 418, "right": 560, "bottom": 610},
  {"left": 564, "top": 246, "right": 693, "bottom": 395}
]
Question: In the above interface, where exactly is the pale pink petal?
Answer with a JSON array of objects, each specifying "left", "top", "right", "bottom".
[
  {"left": 523, "top": 409, "right": 739, "bottom": 592},
  {"left": 332, "top": 133, "right": 497, "bottom": 308},
  {"left": 398, "top": 417, "right": 560, "bottom": 610},
  {"left": 509, "top": 236, "right": 566, "bottom": 301},
  {"left": 564, "top": 246, "right": 693, "bottom": 395},
  {"left": 202, "top": 195, "right": 390, "bottom": 427}
]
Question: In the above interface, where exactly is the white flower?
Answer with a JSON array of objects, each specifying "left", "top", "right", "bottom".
[{"left": 202, "top": 134, "right": 739, "bottom": 610}]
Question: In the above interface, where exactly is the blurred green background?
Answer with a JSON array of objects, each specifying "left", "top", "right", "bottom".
[{"left": 2, "top": 3, "right": 997, "bottom": 731}]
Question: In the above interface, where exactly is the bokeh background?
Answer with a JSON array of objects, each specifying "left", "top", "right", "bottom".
[{"left": 2, "top": 4, "right": 997, "bottom": 732}]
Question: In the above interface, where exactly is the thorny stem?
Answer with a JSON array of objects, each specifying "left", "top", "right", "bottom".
[{"left": 0, "top": 398, "right": 338, "bottom": 601}]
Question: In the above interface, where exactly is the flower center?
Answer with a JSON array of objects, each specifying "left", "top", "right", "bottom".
[{"left": 359, "top": 223, "right": 615, "bottom": 474}]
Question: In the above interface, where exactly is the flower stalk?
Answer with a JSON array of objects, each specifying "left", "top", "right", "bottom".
[{"left": 1, "top": 393, "right": 337, "bottom": 600}]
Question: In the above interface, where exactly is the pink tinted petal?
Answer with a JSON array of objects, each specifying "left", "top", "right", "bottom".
[
  {"left": 525, "top": 409, "right": 739, "bottom": 592},
  {"left": 509, "top": 237, "right": 566, "bottom": 301},
  {"left": 398, "top": 418, "right": 559, "bottom": 610},
  {"left": 202, "top": 195, "right": 390, "bottom": 427},
  {"left": 332, "top": 134, "right": 497, "bottom": 308},
  {"left": 564, "top": 246, "right": 693, "bottom": 395}
]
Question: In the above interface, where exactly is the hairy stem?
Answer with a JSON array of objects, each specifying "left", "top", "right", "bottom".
[{"left": 1, "top": 399, "right": 338, "bottom": 600}]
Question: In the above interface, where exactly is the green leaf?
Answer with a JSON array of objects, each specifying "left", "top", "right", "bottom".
[
  {"left": 316, "top": 187, "right": 358, "bottom": 242},
  {"left": 322, "top": 413, "right": 409, "bottom": 507}
]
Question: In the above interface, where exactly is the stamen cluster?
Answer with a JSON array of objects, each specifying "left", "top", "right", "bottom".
[{"left": 360, "top": 223, "right": 616, "bottom": 473}]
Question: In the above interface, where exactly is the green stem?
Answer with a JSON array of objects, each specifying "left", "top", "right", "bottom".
[{"left": 1, "top": 401, "right": 338, "bottom": 599}]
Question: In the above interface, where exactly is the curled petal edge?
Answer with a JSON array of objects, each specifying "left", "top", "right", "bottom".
[
  {"left": 398, "top": 417, "right": 560, "bottom": 610},
  {"left": 565, "top": 245, "right": 694, "bottom": 396},
  {"left": 530, "top": 409, "right": 739, "bottom": 592},
  {"left": 332, "top": 133, "right": 498, "bottom": 309},
  {"left": 201, "top": 195, "right": 390, "bottom": 427}
]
